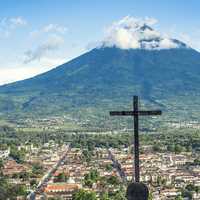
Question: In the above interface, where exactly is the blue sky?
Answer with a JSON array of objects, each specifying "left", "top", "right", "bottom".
[{"left": 0, "top": 0, "right": 200, "bottom": 85}]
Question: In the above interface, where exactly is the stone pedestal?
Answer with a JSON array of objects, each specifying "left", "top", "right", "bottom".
[{"left": 126, "top": 182, "right": 149, "bottom": 200}]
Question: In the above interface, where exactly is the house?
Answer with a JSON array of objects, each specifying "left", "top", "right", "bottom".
[
  {"left": 44, "top": 183, "right": 81, "bottom": 199},
  {"left": 2, "top": 159, "right": 28, "bottom": 176},
  {"left": 0, "top": 147, "right": 10, "bottom": 159}
]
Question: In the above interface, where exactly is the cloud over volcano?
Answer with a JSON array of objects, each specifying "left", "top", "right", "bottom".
[{"left": 102, "top": 16, "right": 187, "bottom": 50}]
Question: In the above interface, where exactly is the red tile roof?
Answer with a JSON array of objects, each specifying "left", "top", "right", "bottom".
[{"left": 44, "top": 183, "right": 80, "bottom": 193}]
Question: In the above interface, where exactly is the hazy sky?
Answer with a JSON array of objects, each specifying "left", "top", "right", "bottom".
[{"left": 0, "top": 0, "right": 200, "bottom": 85}]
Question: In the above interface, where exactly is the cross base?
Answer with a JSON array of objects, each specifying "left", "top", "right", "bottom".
[{"left": 126, "top": 182, "right": 149, "bottom": 200}]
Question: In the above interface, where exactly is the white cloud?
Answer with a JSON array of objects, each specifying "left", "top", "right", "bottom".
[
  {"left": 0, "top": 18, "right": 70, "bottom": 85},
  {"left": 30, "top": 23, "right": 68, "bottom": 37},
  {"left": 159, "top": 38, "right": 178, "bottom": 49},
  {"left": 0, "top": 16, "right": 27, "bottom": 38},
  {"left": 142, "top": 28, "right": 160, "bottom": 40},
  {"left": 43, "top": 24, "right": 67, "bottom": 34},
  {"left": 0, "top": 57, "right": 66, "bottom": 86},
  {"left": 9, "top": 17, "right": 27, "bottom": 27},
  {"left": 104, "top": 25, "right": 140, "bottom": 49},
  {"left": 178, "top": 32, "right": 200, "bottom": 50},
  {"left": 24, "top": 35, "right": 65, "bottom": 63},
  {"left": 101, "top": 16, "right": 181, "bottom": 50},
  {"left": 166, "top": 27, "right": 200, "bottom": 51},
  {"left": 40, "top": 57, "right": 66, "bottom": 67},
  {"left": 144, "top": 17, "right": 158, "bottom": 26},
  {"left": 0, "top": 67, "right": 40, "bottom": 85}
]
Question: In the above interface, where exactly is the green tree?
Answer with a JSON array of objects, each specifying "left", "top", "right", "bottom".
[
  {"left": 153, "top": 144, "right": 161, "bottom": 152},
  {"left": 99, "top": 176, "right": 108, "bottom": 190},
  {"left": 107, "top": 176, "right": 120, "bottom": 186},
  {"left": 194, "top": 158, "right": 200, "bottom": 165},
  {"left": 82, "top": 149, "right": 93, "bottom": 163},
  {"left": 105, "top": 164, "right": 113, "bottom": 172},
  {"left": 10, "top": 146, "right": 25, "bottom": 163},
  {"left": 7, "top": 184, "right": 27, "bottom": 198},
  {"left": 0, "top": 159, "right": 3, "bottom": 175},
  {"left": 185, "top": 184, "right": 200, "bottom": 193},
  {"left": 19, "top": 171, "right": 30, "bottom": 181},
  {"left": 175, "top": 195, "right": 183, "bottom": 200},
  {"left": 72, "top": 189, "right": 97, "bottom": 200},
  {"left": 31, "top": 162, "right": 44, "bottom": 177},
  {"left": 30, "top": 179, "right": 37, "bottom": 187},
  {"left": 100, "top": 192, "right": 110, "bottom": 200},
  {"left": 181, "top": 189, "right": 193, "bottom": 200},
  {"left": 0, "top": 177, "right": 9, "bottom": 200},
  {"left": 84, "top": 178, "right": 93, "bottom": 188},
  {"left": 84, "top": 169, "right": 100, "bottom": 187},
  {"left": 110, "top": 190, "right": 126, "bottom": 200},
  {"left": 186, "top": 184, "right": 196, "bottom": 191},
  {"left": 0, "top": 159, "right": 3, "bottom": 169},
  {"left": 148, "top": 192, "right": 153, "bottom": 200},
  {"left": 55, "top": 172, "right": 69, "bottom": 182},
  {"left": 174, "top": 144, "right": 183, "bottom": 154},
  {"left": 167, "top": 144, "right": 174, "bottom": 152}
]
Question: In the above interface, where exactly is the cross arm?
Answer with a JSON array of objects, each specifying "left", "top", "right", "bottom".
[
  {"left": 139, "top": 110, "right": 162, "bottom": 115},
  {"left": 110, "top": 110, "right": 162, "bottom": 116},
  {"left": 110, "top": 111, "right": 134, "bottom": 116}
]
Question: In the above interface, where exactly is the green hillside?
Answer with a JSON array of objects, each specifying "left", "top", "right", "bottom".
[{"left": 0, "top": 47, "right": 200, "bottom": 123}]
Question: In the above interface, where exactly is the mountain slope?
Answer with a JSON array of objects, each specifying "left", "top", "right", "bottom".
[{"left": 1, "top": 46, "right": 200, "bottom": 121}]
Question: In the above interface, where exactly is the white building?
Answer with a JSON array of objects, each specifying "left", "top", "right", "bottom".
[{"left": 0, "top": 148, "right": 10, "bottom": 159}]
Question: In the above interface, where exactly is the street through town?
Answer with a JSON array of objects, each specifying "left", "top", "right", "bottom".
[{"left": 27, "top": 144, "right": 71, "bottom": 200}]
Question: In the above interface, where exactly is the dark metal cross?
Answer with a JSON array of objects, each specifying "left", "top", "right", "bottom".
[{"left": 110, "top": 96, "right": 162, "bottom": 182}]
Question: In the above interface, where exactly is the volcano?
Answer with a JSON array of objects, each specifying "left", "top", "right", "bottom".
[{"left": 1, "top": 22, "right": 200, "bottom": 122}]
